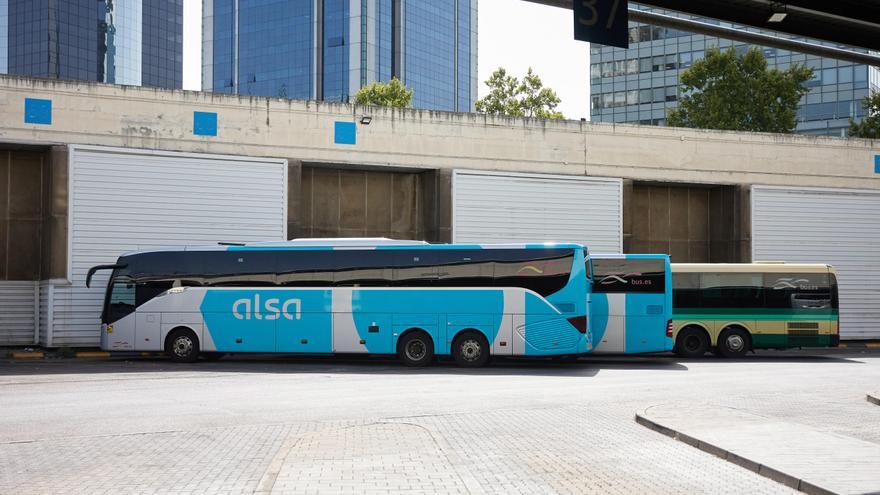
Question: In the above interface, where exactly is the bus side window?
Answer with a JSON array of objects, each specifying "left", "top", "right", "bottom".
[
  {"left": 700, "top": 273, "right": 762, "bottom": 308},
  {"left": 493, "top": 249, "right": 573, "bottom": 297},
  {"left": 276, "top": 250, "right": 335, "bottom": 287},
  {"left": 592, "top": 258, "right": 665, "bottom": 294},
  {"left": 136, "top": 281, "right": 174, "bottom": 306},
  {"left": 435, "top": 249, "right": 495, "bottom": 287},
  {"left": 394, "top": 250, "right": 439, "bottom": 287},
  {"left": 672, "top": 272, "right": 700, "bottom": 307},
  {"left": 333, "top": 250, "right": 395, "bottom": 287},
  {"left": 764, "top": 272, "right": 831, "bottom": 309}
]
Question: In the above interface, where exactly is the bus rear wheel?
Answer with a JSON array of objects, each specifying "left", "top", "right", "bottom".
[
  {"left": 166, "top": 328, "right": 200, "bottom": 363},
  {"left": 675, "top": 327, "right": 709, "bottom": 358},
  {"left": 717, "top": 328, "right": 750, "bottom": 358},
  {"left": 398, "top": 331, "right": 434, "bottom": 367},
  {"left": 452, "top": 331, "right": 490, "bottom": 368}
]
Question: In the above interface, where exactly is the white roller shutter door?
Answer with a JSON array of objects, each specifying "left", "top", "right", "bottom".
[
  {"left": 752, "top": 185, "right": 880, "bottom": 340},
  {"left": 0, "top": 282, "right": 38, "bottom": 345},
  {"left": 453, "top": 170, "right": 622, "bottom": 252},
  {"left": 47, "top": 146, "right": 287, "bottom": 347}
]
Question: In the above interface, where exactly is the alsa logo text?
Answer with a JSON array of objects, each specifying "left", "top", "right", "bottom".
[{"left": 232, "top": 294, "right": 302, "bottom": 321}]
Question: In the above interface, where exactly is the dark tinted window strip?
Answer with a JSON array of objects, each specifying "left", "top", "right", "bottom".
[{"left": 117, "top": 248, "right": 576, "bottom": 298}]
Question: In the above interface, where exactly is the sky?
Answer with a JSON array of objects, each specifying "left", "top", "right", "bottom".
[{"left": 181, "top": 0, "right": 590, "bottom": 120}]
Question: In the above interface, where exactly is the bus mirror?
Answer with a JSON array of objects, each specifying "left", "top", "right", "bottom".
[{"left": 85, "top": 263, "right": 127, "bottom": 288}]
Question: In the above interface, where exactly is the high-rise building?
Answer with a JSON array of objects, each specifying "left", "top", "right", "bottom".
[
  {"left": 0, "top": 0, "right": 183, "bottom": 89},
  {"left": 202, "top": 0, "right": 478, "bottom": 112},
  {"left": 590, "top": 7, "right": 879, "bottom": 136}
]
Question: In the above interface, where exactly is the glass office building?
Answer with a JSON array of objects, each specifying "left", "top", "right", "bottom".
[
  {"left": 203, "top": 0, "right": 478, "bottom": 112},
  {"left": 0, "top": 0, "right": 182, "bottom": 89},
  {"left": 590, "top": 6, "right": 879, "bottom": 136}
]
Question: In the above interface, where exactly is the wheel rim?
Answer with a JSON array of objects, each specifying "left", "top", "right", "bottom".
[
  {"left": 725, "top": 334, "right": 745, "bottom": 352},
  {"left": 459, "top": 339, "right": 482, "bottom": 362},
  {"left": 405, "top": 338, "right": 427, "bottom": 361},
  {"left": 683, "top": 334, "right": 701, "bottom": 353},
  {"left": 173, "top": 335, "right": 193, "bottom": 358}
]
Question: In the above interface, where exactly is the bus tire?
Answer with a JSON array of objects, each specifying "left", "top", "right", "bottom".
[
  {"left": 717, "top": 327, "right": 750, "bottom": 359},
  {"left": 452, "top": 331, "right": 490, "bottom": 368},
  {"left": 674, "top": 326, "right": 709, "bottom": 358},
  {"left": 398, "top": 331, "right": 434, "bottom": 367},
  {"left": 166, "top": 328, "right": 200, "bottom": 363}
]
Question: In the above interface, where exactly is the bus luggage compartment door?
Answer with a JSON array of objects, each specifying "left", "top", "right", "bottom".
[
  {"left": 135, "top": 312, "right": 162, "bottom": 351},
  {"left": 332, "top": 313, "right": 392, "bottom": 354}
]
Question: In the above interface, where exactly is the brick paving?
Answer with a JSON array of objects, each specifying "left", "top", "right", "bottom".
[
  {"left": 638, "top": 403, "right": 880, "bottom": 494},
  {"left": 0, "top": 354, "right": 877, "bottom": 494}
]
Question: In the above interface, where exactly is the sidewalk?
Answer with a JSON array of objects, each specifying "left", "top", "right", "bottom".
[{"left": 637, "top": 403, "right": 880, "bottom": 495}]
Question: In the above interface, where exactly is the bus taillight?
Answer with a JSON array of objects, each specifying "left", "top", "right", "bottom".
[{"left": 665, "top": 320, "right": 673, "bottom": 338}]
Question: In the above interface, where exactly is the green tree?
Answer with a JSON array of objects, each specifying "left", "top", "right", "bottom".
[
  {"left": 667, "top": 47, "right": 813, "bottom": 133},
  {"left": 475, "top": 67, "right": 564, "bottom": 120},
  {"left": 354, "top": 77, "right": 413, "bottom": 108},
  {"left": 849, "top": 92, "right": 880, "bottom": 139}
]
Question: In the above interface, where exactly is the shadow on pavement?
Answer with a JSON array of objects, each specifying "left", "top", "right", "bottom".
[
  {"left": 0, "top": 353, "right": 694, "bottom": 378},
  {"left": 2, "top": 348, "right": 871, "bottom": 379}
]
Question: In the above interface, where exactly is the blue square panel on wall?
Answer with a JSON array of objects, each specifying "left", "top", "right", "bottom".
[
  {"left": 24, "top": 98, "right": 52, "bottom": 125},
  {"left": 194, "top": 111, "right": 218, "bottom": 136},
  {"left": 334, "top": 121, "right": 356, "bottom": 145},
  {"left": 875, "top": 155, "right": 880, "bottom": 174}
]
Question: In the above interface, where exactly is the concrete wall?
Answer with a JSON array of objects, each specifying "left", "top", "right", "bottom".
[
  {"left": 297, "top": 165, "right": 432, "bottom": 240},
  {"left": 625, "top": 183, "right": 750, "bottom": 263},
  {"left": 0, "top": 76, "right": 877, "bottom": 191},
  {"left": 0, "top": 147, "right": 47, "bottom": 280}
]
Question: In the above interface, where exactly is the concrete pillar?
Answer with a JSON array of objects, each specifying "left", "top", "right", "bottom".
[
  {"left": 621, "top": 179, "right": 633, "bottom": 253},
  {"left": 435, "top": 168, "right": 453, "bottom": 243},
  {"left": 41, "top": 146, "right": 68, "bottom": 280},
  {"left": 735, "top": 185, "right": 752, "bottom": 262},
  {"left": 286, "top": 159, "right": 302, "bottom": 239}
]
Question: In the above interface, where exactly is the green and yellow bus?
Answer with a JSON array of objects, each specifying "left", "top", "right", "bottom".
[{"left": 671, "top": 263, "right": 839, "bottom": 358}]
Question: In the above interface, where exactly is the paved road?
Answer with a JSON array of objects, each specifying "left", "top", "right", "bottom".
[{"left": 1, "top": 351, "right": 878, "bottom": 494}]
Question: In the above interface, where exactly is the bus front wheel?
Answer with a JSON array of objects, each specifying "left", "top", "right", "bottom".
[
  {"left": 398, "top": 331, "right": 434, "bottom": 367},
  {"left": 717, "top": 327, "right": 750, "bottom": 359},
  {"left": 452, "top": 331, "right": 490, "bottom": 368},
  {"left": 166, "top": 328, "right": 200, "bottom": 363},
  {"left": 675, "top": 327, "right": 709, "bottom": 358}
]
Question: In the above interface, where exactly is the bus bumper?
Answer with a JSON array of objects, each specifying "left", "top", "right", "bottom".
[{"left": 830, "top": 334, "right": 840, "bottom": 347}]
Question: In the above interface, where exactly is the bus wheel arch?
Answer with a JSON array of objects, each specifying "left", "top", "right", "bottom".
[
  {"left": 717, "top": 325, "right": 751, "bottom": 359},
  {"left": 674, "top": 324, "right": 710, "bottom": 358},
  {"left": 165, "top": 326, "right": 200, "bottom": 363},
  {"left": 451, "top": 329, "right": 491, "bottom": 368},
  {"left": 397, "top": 328, "right": 435, "bottom": 367}
]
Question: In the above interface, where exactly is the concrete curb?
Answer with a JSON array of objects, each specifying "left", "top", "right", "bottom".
[
  {"left": 868, "top": 393, "right": 880, "bottom": 407},
  {"left": 635, "top": 412, "right": 835, "bottom": 495}
]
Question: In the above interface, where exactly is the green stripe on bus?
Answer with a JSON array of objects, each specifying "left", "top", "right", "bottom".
[{"left": 752, "top": 334, "right": 835, "bottom": 348}]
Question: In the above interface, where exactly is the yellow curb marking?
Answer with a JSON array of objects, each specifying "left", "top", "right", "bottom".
[
  {"left": 11, "top": 352, "right": 44, "bottom": 359},
  {"left": 866, "top": 343, "right": 880, "bottom": 349},
  {"left": 838, "top": 343, "right": 848, "bottom": 348},
  {"left": 75, "top": 351, "right": 111, "bottom": 358}
]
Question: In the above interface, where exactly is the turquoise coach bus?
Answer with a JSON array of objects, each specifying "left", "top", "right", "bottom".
[
  {"left": 588, "top": 254, "right": 673, "bottom": 354},
  {"left": 87, "top": 239, "right": 593, "bottom": 367}
]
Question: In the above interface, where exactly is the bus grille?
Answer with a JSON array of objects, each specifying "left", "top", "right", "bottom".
[{"left": 787, "top": 322, "right": 819, "bottom": 332}]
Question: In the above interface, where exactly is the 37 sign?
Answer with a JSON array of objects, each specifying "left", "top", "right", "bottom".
[{"left": 574, "top": 0, "right": 629, "bottom": 49}]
